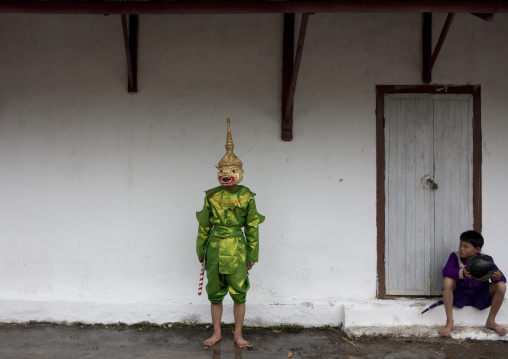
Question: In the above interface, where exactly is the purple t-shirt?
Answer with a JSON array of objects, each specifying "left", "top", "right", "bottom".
[{"left": 442, "top": 252, "right": 506, "bottom": 287}]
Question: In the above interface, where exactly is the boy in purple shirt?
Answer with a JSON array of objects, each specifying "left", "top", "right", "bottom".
[{"left": 439, "top": 230, "right": 506, "bottom": 336}]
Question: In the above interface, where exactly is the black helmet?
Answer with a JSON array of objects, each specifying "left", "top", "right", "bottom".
[{"left": 467, "top": 255, "right": 495, "bottom": 281}]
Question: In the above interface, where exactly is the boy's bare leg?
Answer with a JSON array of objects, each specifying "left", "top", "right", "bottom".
[
  {"left": 233, "top": 303, "right": 250, "bottom": 347},
  {"left": 486, "top": 281, "right": 507, "bottom": 336},
  {"left": 204, "top": 303, "right": 223, "bottom": 345},
  {"left": 439, "top": 277, "right": 456, "bottom": 336}
]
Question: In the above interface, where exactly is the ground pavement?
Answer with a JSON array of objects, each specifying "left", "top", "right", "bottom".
[{"left": 1, "top": 323, "right": 508, "bottom": 359}]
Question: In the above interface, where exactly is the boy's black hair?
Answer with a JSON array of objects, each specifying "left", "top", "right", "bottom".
[{"left": 460, "top": 230, "right": 484, "bottom": 249}]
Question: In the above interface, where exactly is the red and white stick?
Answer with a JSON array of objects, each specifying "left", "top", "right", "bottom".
[{"left": 198, "top": 262, "right": 205, "bottom": 296}]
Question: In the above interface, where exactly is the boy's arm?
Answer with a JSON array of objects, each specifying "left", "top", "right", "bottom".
[
  {"left": 442, "top": 252, "right": 463, "bottom": 280},
  {"left": 243, "top": 197, "right": 265, "bottom": 263},
  {"left": 196, "top": 196, "right": 212, "bottom": 258},
  {"left": 491, "top": 256, "right": 507, "bottom": 283}
]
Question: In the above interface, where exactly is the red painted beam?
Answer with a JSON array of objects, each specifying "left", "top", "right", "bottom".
[
  {"left": 1, "top": 1, "right": 508, "bottom": 15},
  {"left": 471, "top": 13, "right": 494, "bottom": 21},
  {"left": 423, "top": 13, "right": 455, "bottom": 84},
  {"left": 285, "top": 13, "right": 310, "bottom": 117},
  {"left": 281, "top": 13, "right": 310, "bottom": 141},
  {"left": 121, "top": 15, "right": 138, "bottom": 93},
  {"left": 422, "top": 13, "right": 432, "bottom": 83},
  {"left": 281, "top": 13, "right": 295, "bottom": 141}
]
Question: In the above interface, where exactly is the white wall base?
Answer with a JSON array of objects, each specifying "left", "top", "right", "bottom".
[
  {"left": 343, "top": 298, "right": 508, "bottom": 341},
  {"left": 3, "top": 297, "right": 507, "bottom": 341},
  {"left": 0, "top": 297, "right": 345, "bottom": 328},
  {"left": 345, "top": 325, "right": 508, "bottom": 341}
]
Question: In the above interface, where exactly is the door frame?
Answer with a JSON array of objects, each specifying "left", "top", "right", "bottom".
[{"left": 376, "top": 85, "right": 482, "bottom": 298}]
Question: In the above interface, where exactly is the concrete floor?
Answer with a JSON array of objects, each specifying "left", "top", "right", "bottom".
[{"left": 1, "top": 323, "right": 508, "bottom": 359}]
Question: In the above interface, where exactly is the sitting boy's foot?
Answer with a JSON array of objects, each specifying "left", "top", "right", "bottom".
[
  {"left": 486, "top": 320, "right": 507, "bottom": 336},
  {"left": 438, "top": 321, "right": 454, "bottom": 337},
  {"left": 204, "top": 333, "right": 222, "bottom": 346},
  {"left": 234, "top": 333, "right": 250, "bottom": 348}
]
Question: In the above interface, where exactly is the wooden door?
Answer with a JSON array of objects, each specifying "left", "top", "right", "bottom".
[{"left": 384, "top": 93, "right": 474, "bottom": 296}]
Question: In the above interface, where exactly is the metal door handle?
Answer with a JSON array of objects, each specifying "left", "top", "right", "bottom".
[{"left": 426, "top": 178, "right": 438, "bottom": 189}]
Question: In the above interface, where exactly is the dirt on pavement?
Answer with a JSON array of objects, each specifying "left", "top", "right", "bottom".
[{"left": 0, "top": 322, "right": 507, "bottom": 359}]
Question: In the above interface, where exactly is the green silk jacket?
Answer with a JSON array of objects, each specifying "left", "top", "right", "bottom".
[{"left": 196, "top": 185, "right": 265, "bottom": 274}]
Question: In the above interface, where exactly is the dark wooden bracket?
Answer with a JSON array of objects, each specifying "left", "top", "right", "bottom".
[
  {"left": 471, "top": 13, "right": 494, "bottom": 21},
  {"left": 422, "top": 12, "right": 455, "bottom": 84},
  {"left": 281, "top": 13, "right": 311, "bottom": 141},
  {"left": 121, "top": 14, "right": 139, "bottom": 93}
]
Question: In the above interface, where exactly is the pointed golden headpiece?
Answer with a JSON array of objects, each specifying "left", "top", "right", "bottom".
[{"left": 217, "top": 118, "right": 243, "bottom": 168}]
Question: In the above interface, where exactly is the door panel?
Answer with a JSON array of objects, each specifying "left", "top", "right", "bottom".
[
  {"left": 384, "top": 94, "right": 473, "bottom": 296},
  {"left": 432, "top": 95, "right": 473, "bottom": 294},
  {"left": 385, "top": 94, "right": 433, "bottom": 295}
]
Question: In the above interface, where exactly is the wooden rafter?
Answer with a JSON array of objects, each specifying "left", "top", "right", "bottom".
[
  {"left": 281, "top": 13, "right": 310, "bottom": 141},
  {"left": 471, "top": 13, "right": 494, "bottom": 21},
  {"left": 281, "top": 13, "right": 295, "bottom": 141},
  {"left": 422, "top": 13, "right": 455, "bottom": 84},
  {"left": 121, "top": 14, "right": 139, "bottom": 93}
]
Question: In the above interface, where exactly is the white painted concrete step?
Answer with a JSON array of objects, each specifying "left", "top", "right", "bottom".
[
  {"left": 343, "top": 298, "right": 508, "bottom": 341},
  {"left": 346, "top": 325, "right": 508, "bottom": 341}
]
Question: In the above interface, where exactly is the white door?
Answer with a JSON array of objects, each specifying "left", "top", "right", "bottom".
[{"left": 384, "top": 93, "right": 474, "bottom": 296}]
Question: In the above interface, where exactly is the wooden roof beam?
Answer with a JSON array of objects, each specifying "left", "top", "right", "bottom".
[{"left": 1, "top": 1, "right": 508, "bottom": 15}]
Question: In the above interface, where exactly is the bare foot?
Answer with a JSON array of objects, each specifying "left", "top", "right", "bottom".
[
  {"left": 234, "top": 333, "right": 250, "bottom": 348},
  {"left": 486, "top": 320, "right": 508, "bottom": 336},
  {"left": 204, "top": 333, "right": 222, "bottom": 346},
  {"left": 438, "top": 321, "right": 454, "bottom": 337}
]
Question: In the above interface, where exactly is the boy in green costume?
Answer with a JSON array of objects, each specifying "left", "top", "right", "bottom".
[{"left": 196, "top": 118, "right": 265, "bottom": 348}]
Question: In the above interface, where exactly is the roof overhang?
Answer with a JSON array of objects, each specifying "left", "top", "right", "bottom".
[
  {"left": 1, "top": 1, "right": 507, "bottom": 15},
  {"left": 2, "top": 1, "right": 503, "bottom": 141}
]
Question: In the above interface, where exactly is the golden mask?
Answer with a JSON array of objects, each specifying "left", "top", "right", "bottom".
[{"left": 217, "top": 118, "right": 244, "bottom": 186}]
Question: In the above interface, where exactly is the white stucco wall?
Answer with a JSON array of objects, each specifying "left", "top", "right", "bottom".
[{"left": 1, "top": 13, "right": 507, "bottom": 327}]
